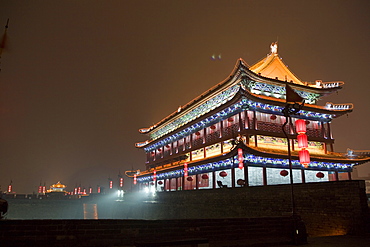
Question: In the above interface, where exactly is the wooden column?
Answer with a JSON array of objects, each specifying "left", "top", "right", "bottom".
[
  {"left": 253, "top": 111, "right": 257, "bottom": 130},
  {"left": 301, "top": 169, "right": 306, "bottom": 184},
  {"left": 245, "top": 110, "right": 250, "bottom": 129},
  {"left": 203, "top": 128, "right": 206, "bottom": 144},
  {"left": 189, "top": 134, "right": 192, "bottom": 149},
  {"left": 263, "top": 166, "right": 267, "bottom": 186},
  {"left": 219, "top": 120, "right": 223, "bottom": 138},
  {"left": 244, "top": 162, "right": 249, "bottom": 187},
  {"left": 231, "top": 167, "right": 236, "bottom": 188},
  {"left": 238, "top": 112, "right": 243, "bottom": 132},
  {"left": 176, "top": 177, "right": 179, "bottom": 191},
  {"left": 348, "top": 171, "right": 352, "bottom": 180},
  {"left": 182, "top": 175, "right": 185, "bottom": 190},
  {"left": 196, "top": 174, "right": 199, "bottom": 190},
  {"left": 335, "top": 170, "right": 339, "bottom": 181},
  {"left": 327, "top": 122, "right": 333, "bottom": 139},
  {"left": 212, "top": 170, "right": 216, "bottom": 189},
  {"left": 254, "top": 135, "right": 258, "bottom": 147},
  {"left": 321, "top": 122, "right": 326, "bottom": 139}
]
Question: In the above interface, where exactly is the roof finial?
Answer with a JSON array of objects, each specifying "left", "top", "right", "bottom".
[{"left": 270, "top": 42, "right": 278, "bottom": 54}]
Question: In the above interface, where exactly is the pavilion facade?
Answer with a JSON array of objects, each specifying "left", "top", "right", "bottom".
[{"left": 130, "top": 43, "right": 370, "bottom": 191}]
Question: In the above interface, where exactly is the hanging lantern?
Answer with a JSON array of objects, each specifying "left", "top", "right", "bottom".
[
  {"left": 165, "top": 145, "right": 170, "bottom": 148},
  {"left": 195, "top": 131, "right": 201, "bottom": 136},
  {"left": 295, "top": 119, "right": 306, "bottom": 134},
  {"left": 201, "top": 174, "right": 209, "bottom": 179},
  {"left": 305, "top": 120, "right": 310, "bottom": 125},
  {"left": 210, "top": 125, "right": 216, "bottom": 130},
  {"left": 280, "top": 170, "right": 289, "bottom": 177},
  {"left": 157, "top": 148, "right": 162, "bottom": 152},
  {"left": 133, "top": 174, "right": 137, "bottom": 185},
  {"left": 153, "top": 170, "right": 157, "bottom": 181},
  {"left": 187, "top": 176, "right": 193, "bottom": 182},
  {"left": 219, "top": 171, "right": 227, "bottom": 177},
  {"left": 184, "top": 163, "right": 188, "bottom": 177},
  {"left": 158, "top": 181, "right": 163, "bottom": 185},
  {"left": 227, "top": 117, "right": 234, "bottom": 122},
  {"left": 299, "top": 149, "right": 310, "bottom": 167},
  {"left": 238, "top": 148, "right": 244, "bottom": 170},
  {"left": 270, "top": 115, "right": 277, "bottom": 120},
  {"left": 297, "top": 134, "right": 308, "bottom": 149},
  {"left": 316, "top": 172, "right": 324, "bottom": 179}
]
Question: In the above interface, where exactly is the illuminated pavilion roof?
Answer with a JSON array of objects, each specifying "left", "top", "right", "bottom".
[
  {"left": 136, "top": 43, "right": 351, "bottom": 149},
  {"left": 249, "top": 42, "right": 303, "bottom": 85}
]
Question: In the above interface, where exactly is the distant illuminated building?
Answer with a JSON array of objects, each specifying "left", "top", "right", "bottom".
[
  {"left": 7, "top": 184, "right": 12, "bottom": 193},
  {"left": 129, "top": 42, "right": 370, "bottom": 191},
  {"left": 47, "top": 181, "right": 67, "bottom": 193}
]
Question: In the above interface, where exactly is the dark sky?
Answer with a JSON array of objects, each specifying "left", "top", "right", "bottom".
[{"left": 0, "top": 0, "right": 369, "bottom": 194}]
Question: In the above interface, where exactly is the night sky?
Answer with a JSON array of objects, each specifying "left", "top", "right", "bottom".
[{"left": 0, "top": 1, "right": 369, "bottom": 194}]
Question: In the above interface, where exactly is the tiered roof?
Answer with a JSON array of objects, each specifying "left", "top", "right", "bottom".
[{"left": 136, "top": 43, "right": 352, "bottom": 150}]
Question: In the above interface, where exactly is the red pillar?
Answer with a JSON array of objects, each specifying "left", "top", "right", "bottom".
[
  {"left": 335, "top": 170, "right": 339, "bottom": 181},
  {"left": 238, "top": 112, "right": 243, "bottom": 132},
  {"left": 219, "top": 120, "right": 223, "bottom": 138}
]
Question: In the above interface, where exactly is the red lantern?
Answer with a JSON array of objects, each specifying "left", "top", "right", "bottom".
[
  {"left": 227, "top": 117, "right": 234, "bottom": 122},
  {"left": 219, "top": 171, "right": 227, "bottom": 177},
  {"left": 316, "top": 172, "right": 324, "bottom": 179},
  {"left": 153, "top": 170, "right": 157, "bottom": 181},
  {"left": 187, "top": 176, "right": 193, "bottom": 181},
  {"left": 280, "top": 170, "right": 289, "bottom": 177},
  {"left": 165, "top": 145, "right": 170, "bottom": 148},
  {"left": 270, "top": 115, "right": 277, "bottom": 120},
  {"left": 297, "top": 134, "right": 308, "bottom": 149},
  {"left": 158, "top": 181, "right": 163, "bottom": 185},
  {"left": 210, "top": 125, "right": 216, "bottom": 129},
  {"left": 295, "top": 119, "right": 306, "bottom": 134},
  {"left": 299, "top": 149, "right": 310, "bottom": 167},
  {"left": 158, "top": 148, "right": 162, "bottom": 152},
  {"left": 195, "top": 132, "right": 201, "bottom": 136},
  {"left": 184, "top": 163, "right": 188, "bottom": 177},
  {"left": 238, "top": 148, "right": 244, "bottom": 170},
  {"left": 305, "top": 120, "right": 310, "bottom": 125},
  {"left": 133, "top": 174, "right": 137, "bottom": 185},
  {"left": 201, "top": 174, "right": 209, "bottom": 179}
]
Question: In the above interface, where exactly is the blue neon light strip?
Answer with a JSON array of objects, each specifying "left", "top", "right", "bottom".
[{"left": 136, "top": 154, "right": 356, "bottom": 183}]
